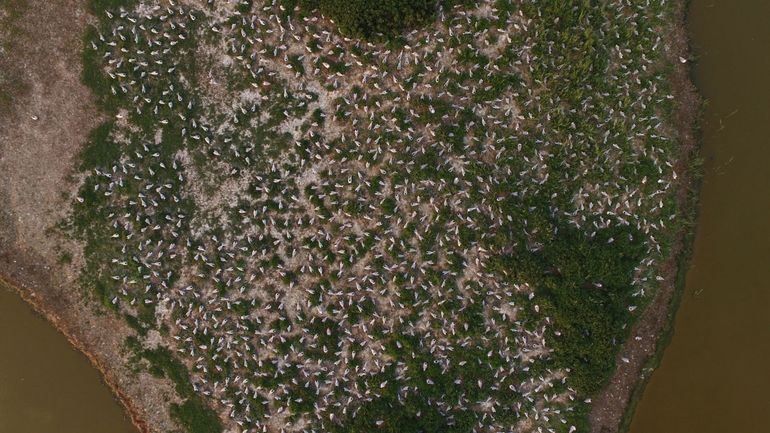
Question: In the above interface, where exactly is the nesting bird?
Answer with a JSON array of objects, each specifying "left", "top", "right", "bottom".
[{"left": 76, "top": 0, "right": 680, "bottom": 432}]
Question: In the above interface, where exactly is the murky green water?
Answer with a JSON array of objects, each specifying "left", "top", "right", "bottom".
[
  {"left": 0, "top": 285, "right": 136, "bottom": 433},
  {"left": 628, "top": 1, "right": 770, "bottom": 432}
]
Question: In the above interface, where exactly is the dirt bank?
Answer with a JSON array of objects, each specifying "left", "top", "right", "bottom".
[
  {"left": 0, "top": 1, "right": 180, "bottom": 432},
  {"left": 588, "top": 1, "right": 701, "bottom": 432}
]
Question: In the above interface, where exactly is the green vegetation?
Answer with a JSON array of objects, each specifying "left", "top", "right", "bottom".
[
  {"left": 292, "top": 0, "right": 437, "bottom": 38},
  {"left": 504, "top": 224, "right": 645, "bottom": 394},
  {"left": 329, "top": 392, "right": 453, "bottom": 433},
  {"left": 69, "top": 0, "right": 683, "bottom": 431},
  {"left": 127, "top": 337, "right": 223, "bottom": 433}
]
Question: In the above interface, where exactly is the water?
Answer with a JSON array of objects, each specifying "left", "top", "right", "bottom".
[
  {"left": 0, "top": 284, "right": 137, "bottom": 433},
  {"left": 628, "top": 1, "right": 770, "bottom": 432}
]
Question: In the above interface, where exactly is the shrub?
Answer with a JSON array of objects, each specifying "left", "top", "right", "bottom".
[
  {"left": 293, "top": 0, "right": 438, "bottom": 38},
  {"left": 502, "top": 223, "right": 645, "bottom": 395}
]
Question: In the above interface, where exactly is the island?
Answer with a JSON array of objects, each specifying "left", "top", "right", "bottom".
[{"left": 0, "top": 0, "right": 698, "bottom": 432}]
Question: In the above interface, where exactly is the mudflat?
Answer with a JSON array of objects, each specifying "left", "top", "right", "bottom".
[{"left": 0, "top": 1, "right": 180, "bottom": 432}]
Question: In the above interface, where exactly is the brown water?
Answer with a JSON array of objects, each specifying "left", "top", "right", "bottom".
[
  {"left": 628, "top": 1, "right": 770, "bottom": 432},
  {"left": 0, "top": 285, "right": 136, "bottom": 433}
]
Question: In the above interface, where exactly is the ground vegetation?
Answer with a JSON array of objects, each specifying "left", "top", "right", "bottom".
[{"left": 66, "top": 0, "right": 685, "bottom": 432}]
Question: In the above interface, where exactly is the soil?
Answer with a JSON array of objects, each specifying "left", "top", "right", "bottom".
[
  {"left": 0, "top": 1, "right": 180, "bottom": 432},
  {"left": 588, "top": 1, "right": 701, "bottom": 432}
]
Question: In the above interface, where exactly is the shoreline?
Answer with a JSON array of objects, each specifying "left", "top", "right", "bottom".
[
  {"left": 0, "top": 1, "right": 180, "bottom": 432},
  {"left": 0, "top": 273, "right": 151, "bottom": 433},
  {"left": 588, "top": 0, "right": 703, "bottom": 431}
]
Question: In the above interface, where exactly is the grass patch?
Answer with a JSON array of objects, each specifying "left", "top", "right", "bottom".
[
  {"left": 284, "top": 0, "right": 468, "bottom": 39},
  {"left": 79, "top": 121, "right": 120, "bottom": 170},
  {"left": 127, "top": 337, "right": 223, "bottom": 433}
]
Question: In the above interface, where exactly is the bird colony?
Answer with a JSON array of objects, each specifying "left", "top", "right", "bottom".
[{"left": 71, "top": 0, "right": 682, "bottom": 432}]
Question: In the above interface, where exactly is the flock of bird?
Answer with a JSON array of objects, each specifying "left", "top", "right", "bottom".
[{"left": 76, "top": 0, "right": 679, "bottom": 432}]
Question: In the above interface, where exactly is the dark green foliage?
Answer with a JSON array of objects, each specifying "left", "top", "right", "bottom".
[
  {"left": 127, "top": 338, "right": 223, "bottom": 433},
  {"left": 79, "top": 121, "right": 119, "bottom": 170},
  {"left": 329, "top": 392, "right": 449, "bottom": 433},
  {"left": 137, "top": 344, "right": 195, "bottom": 395},
  {"left": 501, "top": 223, "right": 645, "bottom": 395},
  {"left": 332, "top": 338, "right": 520, "bottom": 432},
  {"left": 124, "top": 314, "right": 148, "bottom": 337},
  {"left": 291, "top": 0, "right": 438, "bottom": 38},
  {"left": 91, "top": 278, "right": 117, "bottom": 311},
  {"left": 57, "top": 250, "right": 73, "bottom": 264},
  {"left": 289, "top": 55, "right": 306, "bottom": 75},
  {"left": 380, "top": 197, "right": 397, "bottom": 216},
  {"left": 171, "top": 399, "right": 223, "bottom": 433},
  {"left": 81, "top": 26, "right": 121, "bottom": 112}
]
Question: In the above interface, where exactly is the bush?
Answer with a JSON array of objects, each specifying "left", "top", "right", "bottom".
[
  {"left": 502, "top": 223, "right": 645, "bottom": 395},
  {"left": 126, "top": 338, "right": 223, "bottom": 433},
  {"left": 171, "top": 399, "right": 223, "bottom": 433},
  {"left": 79, "top": 121, "right": 119, "bottom": 170},
  {"left": 329, "top": 392, "right": 449, "bottom": 433},
  {"left": 294, "top": 0, "right": 438, "bottom": 38}
]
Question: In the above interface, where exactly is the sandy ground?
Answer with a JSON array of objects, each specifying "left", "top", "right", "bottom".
[
  {"left": 0, "top": 1, "right": 699, "bottom": 433},
  {"left": 588, "top": 1, "right": 701, "bottom": 432},
  {"left": 0, "top": 1, "right": 179, "bottom": 432}
]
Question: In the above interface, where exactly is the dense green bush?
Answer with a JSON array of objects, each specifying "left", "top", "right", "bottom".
[
  {"left": 290, "top": 0, "right": 439, "bottom": 38},
  {"left": 329, "top": 392, "right": 449, "bottom": 433},
  {"left": 497, "top": 222, "right": 645, "bottom": 395}
]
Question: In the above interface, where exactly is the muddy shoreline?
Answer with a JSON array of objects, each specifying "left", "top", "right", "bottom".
[
  {"left": 0, "top": 272, "right": 151, "bottom": 433},
  {"left": 0, "top": 1, "right": 178, "bottom": 432},
  {"left": 588, "top": 1, "right": 702, "bottom": 432}
]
